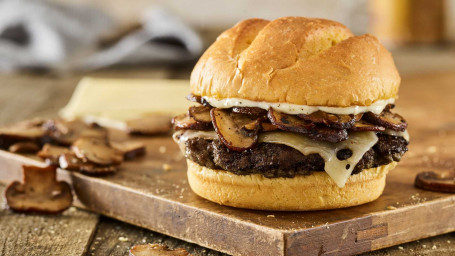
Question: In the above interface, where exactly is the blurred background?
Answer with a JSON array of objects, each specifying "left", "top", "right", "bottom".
[{"left": 1, "top": 0, "right": 455, "bottom": 75}]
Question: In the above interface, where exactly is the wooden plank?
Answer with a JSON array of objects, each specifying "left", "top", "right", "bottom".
[
  {"left": 0, "top": 183, "right": 99, "bottom": 256},
  {"left": 88, "top": 216, "right": 226, "bottom": 256}
]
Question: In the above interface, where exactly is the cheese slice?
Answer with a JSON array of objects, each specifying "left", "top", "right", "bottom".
[
  {"left": 59, "top": 77, "right": 194, "bottom": 128},
  {"left": 174, "top": 130, "right": 379, "bottom": 188}
]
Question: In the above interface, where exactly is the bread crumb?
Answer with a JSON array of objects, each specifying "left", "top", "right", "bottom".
[
  {"left": 447, "top": 240, "right": 451, "bottom": 244},
  {"left": 386, "top": 206, "right": 397, "bottom": 210},
  {"left": 422, "top": 245, "right": 427, "bottom": 248},
  {"left": 118, "top": 237, "right": 129, "bottom": 242},
  {"left": 427, "top": 146, "right": 437, "bottom": 153},
  {"left": 398, "top": 246, "right": 404, "bottom": 250},
  {"left": 159, "top": 146, "right": 167, "bottom": 154},
  {"left": 162, "top": 164, "right": 172, "bottom": 171},
  {"left": 267, "top": 215, "right": 275, "bottom": 218},
  {"left": 432, "top": 245, "right": 437, "bottom": 249}
]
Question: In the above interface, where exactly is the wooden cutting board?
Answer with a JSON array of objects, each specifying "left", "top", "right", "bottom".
[{"left": 0, "top": 74, "right": 454, "bottom": 256}]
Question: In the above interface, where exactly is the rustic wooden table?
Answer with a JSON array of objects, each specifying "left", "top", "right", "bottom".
[{"left": 0, "top": 58, "right": 454, "bottom": 255}]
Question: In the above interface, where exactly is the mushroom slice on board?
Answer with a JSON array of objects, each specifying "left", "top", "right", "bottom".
[
  {"left": 363, "top": 111, "right": 407, "bottom": 132},
  {"left": 415, "top": 171, "right": 455, "bottom": 193},
  {"left": 71, "top": 137, "right": 123, "bottom": 165},
  {"left": 37, "top": 143, "right": 70, "bottom": 165},
  {"left": 172, "top": 113, "right": 212, "bottom": 130},
  {"left": 59, "top": 153, "right": 117, "bottom": 175},
  {"left": 5, "top": 165, "right": 72, "bottom": 213},
  {"left": 110, "top": 141, "right": 146, "bottom": 160},
  {"left": 211, "top": 108, "right": 259, "bottom": 151}
]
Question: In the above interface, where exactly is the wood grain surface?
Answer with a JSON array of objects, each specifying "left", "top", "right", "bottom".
[{"left": 0, "top": 69, "right": 454, "bottom": 255}]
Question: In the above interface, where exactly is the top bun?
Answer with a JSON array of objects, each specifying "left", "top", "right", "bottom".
[{"left": 190, "top": 17, "right": 400, "bottom": 107}]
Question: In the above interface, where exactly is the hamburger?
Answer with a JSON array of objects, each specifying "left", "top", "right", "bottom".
[{"left": 172, "top": 17, "right": 409, "bottom": 211}]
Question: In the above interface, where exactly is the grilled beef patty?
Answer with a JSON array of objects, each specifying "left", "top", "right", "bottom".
[{"left": 185, "top": 134, "right": 408, "bottom": 178}]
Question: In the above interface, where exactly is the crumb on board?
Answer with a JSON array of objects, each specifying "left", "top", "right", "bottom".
[
  {"left": 267, "top": 215, "right": 275, "bottom": 218},
  {"left": 398, "top": 246, "right": 404, "bottom": 250},
  {"left": 162, "top": 163, "right": 172, "bottom": 171},
  {"left": 427, "top": 146, "right": 437, "bottom": 153},
  {"left": 118, "top": 236, "right": 129, "bottom": 242},
  {"left": 159, "top": 146, "right": 167, "bottom": 154},
  {"left": 386, "top": 206, "right": 397, "bottom": 210},
  {"left": 432, "top": 245, "right": 437, "bottom": 249}
]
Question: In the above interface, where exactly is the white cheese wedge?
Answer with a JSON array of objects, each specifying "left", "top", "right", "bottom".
[
  {"left": 59, "top": 77, "right": 194, "bottom": 128},
  {"left": 174, "top": 130, "right": 379, "bottom": 188}
]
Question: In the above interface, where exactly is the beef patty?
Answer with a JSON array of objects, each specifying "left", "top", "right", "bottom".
[{"left": 185, "top": 134, "right": 408, "bottom": 178}]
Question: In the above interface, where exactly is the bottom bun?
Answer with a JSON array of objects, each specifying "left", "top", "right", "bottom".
[{"left": 187, "top": 160, "right": 397, "bottom": 211}]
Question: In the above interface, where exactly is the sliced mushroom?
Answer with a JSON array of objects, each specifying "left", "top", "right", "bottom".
[
  {"left": 185, "top": 94, "right": 211, "bottom": 106},
  {"left": 37, "top": 144, "right": 70, "bottom": 165},
  {"left": 43, "top": 120, "right": 108, "bottom": 145},
  {"left": 298, "top": 111, "right": 355, "bottom": 129},
  {"left": 8, "top": 142, "right": 40, "bottom": 153},
  {"left": 268, "top": 108, "right": 315, "bottom": 134},
  {"left": 268, "top": 109, "right": 347, "bottom": 142},
  {"left": 363, "top": 111, "right": 407, "bottom": 132},
  {"left": 129, "top": 244, "right": 191, "bottom": 256},
  {"left": 172, "top": 113, "right": 212, "bottom": 130},
  {"left": 242, "top": 120, "right": 261, "bottom": 131},
  {"left": 349, "top": 120, "right": 386, "bottom": 132},
  {"left": 211, "top": 108, "right": 259, "bottom": 151},
  {"left": 71, "top": 137, "right": 123, "bottom": 165},
  {"left": 5, "top": 165, "right": 72, "bottom": 213},
  {"left": 126, "top": 115, "right": 172, "bottom": 135},
  {"left": 0, "top": 118, "right": 46, "bottom": 149},
  {"left": 232, "top": 107, "right": 268, "bottom": 118},
  {"left": 58, "top": 153, "right": 117, "bottom": 175},
  {"left": 260, "top": 122, "right": 280, "bottom": 132},
  {"left": 415, "top": 171, "right": 455, "bottom": 193},
  {"left": 188, "top": 106, "right": 212, "bottom": 123},
  {"left": 110, "top": 141, "right": 146, "bottom": 160}
]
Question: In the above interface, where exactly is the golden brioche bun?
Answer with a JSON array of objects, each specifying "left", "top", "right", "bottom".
[
  {"left": 190, "top": 17, "right": 400, "bottom": 107},
  {"left": 187, "top": 160, "right": 397, "bottom": 211}
]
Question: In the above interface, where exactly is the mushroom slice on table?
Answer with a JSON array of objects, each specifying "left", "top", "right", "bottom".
[{"left": 5, "top": 165, "right": 72, "bottom": 213}]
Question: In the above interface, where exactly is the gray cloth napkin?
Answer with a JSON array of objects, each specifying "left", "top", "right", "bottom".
[{"left": 0, "top": 0, "right": 203, "bottom": 72}]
